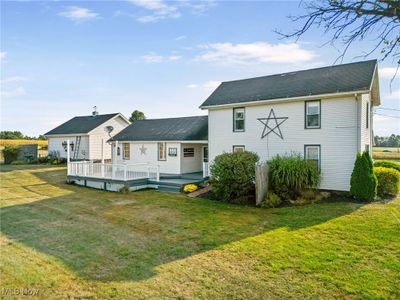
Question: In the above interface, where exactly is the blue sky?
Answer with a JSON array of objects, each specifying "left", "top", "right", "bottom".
[{"left": 1, "top": 0, "right": 399, "bottom": 137}]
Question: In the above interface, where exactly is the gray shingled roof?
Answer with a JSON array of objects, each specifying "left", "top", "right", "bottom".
[
  {"left": 200, "top": 60, "right": 377, "bottom": 107},
  {"left": 112, "top": 116, "right": 208, "bottom": 141},
  {"left": 45, "top": 113, "right": 120, "bottom": 135}
]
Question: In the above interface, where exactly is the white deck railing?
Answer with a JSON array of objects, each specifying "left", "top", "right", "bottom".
[
  {"left": 68, "top": 161, "right": 160, "bottom": 182},
  {"left": 203, "top": 162, "right": 209, "bottom": 178}
]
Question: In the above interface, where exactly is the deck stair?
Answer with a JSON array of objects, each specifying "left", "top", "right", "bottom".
[{"left": 149, "top": 172, "right": 205, "bottom": 193}]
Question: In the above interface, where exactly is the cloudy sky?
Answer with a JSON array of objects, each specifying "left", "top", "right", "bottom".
[{"left": 1, "top": 0, "right": 399, "bottom": 136}]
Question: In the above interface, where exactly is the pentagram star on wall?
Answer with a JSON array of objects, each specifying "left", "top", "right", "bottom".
[
  {"left": 139, "top": 145, "right": 147, "bottom": 155},
  {"left": 257, "top": 109, "right": 288, "bottom": 140}
]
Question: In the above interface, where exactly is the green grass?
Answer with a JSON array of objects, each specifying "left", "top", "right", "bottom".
[{"left": 1, "top": 165, "right": 399, "bottom": 299}]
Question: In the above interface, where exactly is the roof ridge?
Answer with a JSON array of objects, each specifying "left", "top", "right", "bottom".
[
  {"left": 221, "top": 60, "right": 377, "bottom": 84},
  {"left": 138, "top": 115, "right": 208, "bottom": 121}
]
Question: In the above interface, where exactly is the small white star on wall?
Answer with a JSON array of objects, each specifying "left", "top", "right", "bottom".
[{"left": 139, "top": 145, "right": 147, "bottom": 155}]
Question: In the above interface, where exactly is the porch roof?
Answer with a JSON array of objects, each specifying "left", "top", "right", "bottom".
[{"left": 111, "top": 115, "right": 208, "bottom": 142}]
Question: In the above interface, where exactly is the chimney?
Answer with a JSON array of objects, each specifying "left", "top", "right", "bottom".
[{"left": 92, "top": 106, "right": 99, "bottom": 116}]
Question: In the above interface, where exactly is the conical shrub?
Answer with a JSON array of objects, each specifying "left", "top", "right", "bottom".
[{"left": 350, "top": 150, "right": 377, "bottom": 201}]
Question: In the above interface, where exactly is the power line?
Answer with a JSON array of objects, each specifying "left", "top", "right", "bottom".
[
  {"left": 375, "top": 107, "right": 400, "bottom": 112},
  {"left": 374, "top": 112, "right": 400, "bottom": 119}
]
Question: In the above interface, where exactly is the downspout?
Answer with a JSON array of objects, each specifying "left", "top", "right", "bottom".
[{"left": 355, "top": 94, "right": 361, "bottom": 153}]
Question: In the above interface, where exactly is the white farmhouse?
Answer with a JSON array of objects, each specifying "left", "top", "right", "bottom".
[
  {"left": 200, "top": 60, "right": 380, "bottom": 191},
  {"left": 45, "top": 111, "right": 130, "bottom": 160}
]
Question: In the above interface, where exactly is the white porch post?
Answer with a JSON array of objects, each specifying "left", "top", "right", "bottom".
[
  {"left": 123, "top": 164, "right": 127, "bottom": 181},
  {"left": 157, "top": 165, "right": 160, "bottom": 182},
  {"left": 101, "top": 139, "right": 104, "bottom": 178},
  {"left": 66, "top": 139, "right": 70, "bottom": 175},
  {"left": 112, "top": 141, "right": 118, "bottom": 179}
]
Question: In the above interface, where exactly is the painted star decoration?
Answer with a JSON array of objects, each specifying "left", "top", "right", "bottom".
[
  {"left": 139, "top": 145, "right": 147, "bottom": 155},
  {"left": 258, "top": 109, "right": 288, "bottom": 140}
]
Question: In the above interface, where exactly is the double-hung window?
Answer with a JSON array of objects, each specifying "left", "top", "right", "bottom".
[
  {"left": 305, "top": 100, "right": 321, "bottom": 129},
  {"left": 123, "top": 143, "right": 130, "bottom": 160},
  {"left": 305, "top": 145, "right": 321, "bottom": 171},
  {"left": 233, "top": 108, "right": 245, "bottom": 132},
  {"left": 158, "top": 142, "right": 166, "bottom": 161}
]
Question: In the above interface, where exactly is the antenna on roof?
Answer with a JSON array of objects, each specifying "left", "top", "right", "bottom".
[
  {"left": 92, "top": 106, "right": 99, "bottom": 116},
  {"left": 104, "top": 126, "right": 114, "bottom": 138}
]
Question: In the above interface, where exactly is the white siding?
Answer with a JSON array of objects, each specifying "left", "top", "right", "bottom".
[
  {"left": 113, "top": 142, "right": 182, "bottom": 174},
  {"left": 48, "top": 135, "right": 90, "bottom": 159},
  {"left": 180, "top": 143, "right": 205, "bottom": 173},
  {"left": 208, "top": 96, "right": 363, "bottom": 191},
  {"left": 88, "top": 115, "right": 129, "bottom": 160},
  {"left": 359, "top": 94, "right": 372, "bottom": 153}
]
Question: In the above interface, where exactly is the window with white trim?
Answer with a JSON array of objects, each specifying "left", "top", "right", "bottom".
[
  {"left": 158, "top": 142, "right": 166, "bottom": 161},
  {"left": 305, "top": 101, "right": 321, "bottom": 129},
  {"left": 305, "top": 145, "right": 321, "bottom": 171},
  {"left": 233, "top": 108, "right": 245, "bottom": 132},
  {"left": 233, "top": 145, "right": 245, "bottom": 153},
  {"left": 123, "top": 143, "right": 130, "bottom": 160}
]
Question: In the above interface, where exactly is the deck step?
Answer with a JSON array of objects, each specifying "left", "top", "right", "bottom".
[{"left": 157, "top": 185, "right": 182, "bottom": 193}]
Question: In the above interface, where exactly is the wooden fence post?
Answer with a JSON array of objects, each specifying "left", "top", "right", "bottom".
[{"left": 255, "top": 163, "right": 269, "bottom": 206}]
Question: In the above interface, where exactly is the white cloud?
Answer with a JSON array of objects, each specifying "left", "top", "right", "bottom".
[
  {"left": 0, "top": 52, "right": 7, "bottom": 62},
  {"left": 141, "top": 52, "right": 182, "bottom": 63},
  {"left": 1, "top": 76, "right": 29, "bottom": 84},
  {"left": 379, "top": 67, "right": 399, "bottom": 79},
  {"left": 58, "top": 6, "right": 99, "bottom": 23},
  {"left": 0, "top": 87, "right": 26, "bottom": 98},
  {"left": 187, "top": 80, "right": 220, "bottom": 92},
  {"left": 128, "top": 0, "right": 180, "bottom": 23},
  {"left": 175, "top": 35, "right": 186, "bottom": 41},
  {"left": 179, "top": 0, "right": 216, "bottom": 15},
  {"left": 197, "top": 42, "right": 315, "bottom": 66}
]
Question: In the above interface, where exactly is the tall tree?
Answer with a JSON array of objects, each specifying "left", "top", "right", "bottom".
[
  {"left": 278, "top": 1, "right": 400, "bottom": 73},
  {"left": 0, "top": 131, "right": 25, "bottom": 139},
  {"left": 129, "top": 110, "right": 146, "bottom": 123}
]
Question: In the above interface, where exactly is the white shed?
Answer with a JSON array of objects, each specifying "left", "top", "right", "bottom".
[{"left": 44, "top": 112, "right": 130, "bottom": 160}]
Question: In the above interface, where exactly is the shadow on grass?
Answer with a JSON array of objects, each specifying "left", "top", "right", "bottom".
[{"left": 0, "top": 166, "right": 364, "bottom": 282}]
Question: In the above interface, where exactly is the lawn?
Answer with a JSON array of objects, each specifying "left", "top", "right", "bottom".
[{"left": 0, "top": 165, "right": 399, "bottom": 299}]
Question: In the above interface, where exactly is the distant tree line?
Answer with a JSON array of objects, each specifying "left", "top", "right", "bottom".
[
  {"left": 0, "top": 131, "right": 46, "bottom": 140},
  {"left": 374, "top": 134, "right": 400, "bottom": 147}
]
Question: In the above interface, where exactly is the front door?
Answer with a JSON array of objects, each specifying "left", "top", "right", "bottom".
[{"left": 202, "top": 146, "right": 208, "bottom": 163}]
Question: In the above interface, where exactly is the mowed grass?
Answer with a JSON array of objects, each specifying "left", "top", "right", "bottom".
[{"left": 0, "top": 165, "right": 399, "bottom": 299}]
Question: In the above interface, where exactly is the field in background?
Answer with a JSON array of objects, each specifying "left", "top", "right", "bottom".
[
  {"left": 0, "top": 140, "right": 48, "bottom": 163},
  {"left": 0, "top": 139, "right": 48, "bottom": 147},
  {"left": 373, "top": 147, "right": 400, "bottom": 161}
]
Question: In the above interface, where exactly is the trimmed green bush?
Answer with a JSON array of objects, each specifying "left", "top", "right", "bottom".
[
  {"left": 268, "top": 154, "right": 320, "bottom": 200},
  {"left": 350, "top": 151, "right": 377, "bottom": 201},
  {"left": 10, "top": 160, "right": 27, "bottom": 165},
  {"left": 210, "top": 151, "right": 259, "bottom": 204},
  {"left": 2, "top": 145, "right": 21, "bottom": 164},
  {"left": 260, "top": 192, "right": 282, "bottom": 208},
  {"left": 374, "top": 167, "right": 400, "bottom": 196},
  {"left": 374, "top": 160, "right": 400, "bottom": 172}
]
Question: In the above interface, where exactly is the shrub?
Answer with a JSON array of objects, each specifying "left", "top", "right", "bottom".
[
  {"left": 350, "top": 151, "right": 377, "bottom": 201},
  {"left": 268, "top": 154, "right": 320, "bottom": 200},
  {"left": 2, "top": 145, "right": 21, "bottom": 164},
  {"left": 119, "top": 185, "right": 130, "bottom": 194},
  {"left": 183, "top": 184, "right": 198, "bottom": 193},
  {"left": 210, "top": 151, "right": 259, "bottom": 204},
  {"left": 10, "top": 160, "right": 27, "bottom": 165},
  {"left": 374, "top": 167, "right": 400, "bottom": 196},
  {"left": 374, "top": 160, "right": 400, "bottom": 172},
  {"left": 260, "top": 192, "right": 282, "bottom": 208}
]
